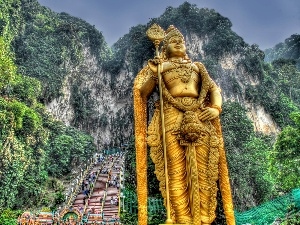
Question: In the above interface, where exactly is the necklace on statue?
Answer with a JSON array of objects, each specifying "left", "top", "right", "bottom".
[
  {"left": 178, "top": 66, "right": 193, "bottom": 83},
  {"left": 170, "top": 58, "right": 190, "bottom": 64},
  {"left": 170, "top": 60, "right": 193, "bottom": 83},
  {"left": 170, "top": 58, "right": 183, "bottom": 63}
]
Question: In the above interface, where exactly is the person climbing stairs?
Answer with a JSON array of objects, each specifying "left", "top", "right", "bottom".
[{"left": 70, "top": 153, "right": 123, "bottom": 224}]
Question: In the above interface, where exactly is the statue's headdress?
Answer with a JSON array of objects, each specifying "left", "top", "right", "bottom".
[
  {"left": 161, "top": 25, "right": 189, "bottom": 60},
  {"left": 163, "top": 25, "right": 184, "bottom": 47}
]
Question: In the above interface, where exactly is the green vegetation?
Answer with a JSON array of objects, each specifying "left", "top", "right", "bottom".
[
  {"left": 269, "top": 112, "right": 300, "bottom": 192},
  {"left": 279, "top": 202, "right": 300, "bottom": 225},
  {"left": 265, "top": 34, "right": 300, "bottom": 70},
  {"left": 6, "top": 0, "right": 114, "bottom": 132},
  {"left": 245, "top": 58, "right": 300, "bottom": 129},
  {"left": 149, "top": 2, "right": 246, "bottom": 59},
  {"left": 1, "top": 0, "right": 300, "bottom": 224},
  {"left": 221, "top": 102, "right": 274, "bottom": 210},
  {"left": 0, "top": 0, "right": 97, "bottom": 219},
  {"left": 103, "top": 24, "right": 153, "bottom": 94},
  {"left": 0, "top": 208, "right": 21, "bottom": 225},
  {"left": 0, "top": 92, "right": 96, "bottom": 209},
  {"left": 11, "top": 0, "right": 111, "bottom": 103},
  {"left": 120, "top": 211, "right": 138, "bottom": 225},
  {"left": 71, "top": 82, "right": 97, "bottom": 128}
]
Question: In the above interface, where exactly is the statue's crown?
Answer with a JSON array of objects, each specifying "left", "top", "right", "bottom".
[{"left": 164, "top": 25, "right": 184, "bottom": 44}]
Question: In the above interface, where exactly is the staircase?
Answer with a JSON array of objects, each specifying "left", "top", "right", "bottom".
[{"left": 71, "top": 153, "right": 123, "bottom": 224}]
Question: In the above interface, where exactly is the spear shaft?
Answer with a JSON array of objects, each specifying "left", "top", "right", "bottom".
[
  {"left": 147, "top": 24, "right": 173, "bottom": 224},
  {"left": 157, "top": 54, "right": 173, "bottom": 225}
]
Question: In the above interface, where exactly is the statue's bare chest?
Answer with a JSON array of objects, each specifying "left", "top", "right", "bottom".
[
  {"left": 162, "top": 62, "right": 199, "bottom": 84},
  {"left": 161, "top": 62, "right": 200, "bottom": 97}
]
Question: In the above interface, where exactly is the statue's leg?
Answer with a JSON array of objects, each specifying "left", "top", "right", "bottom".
[
  {"left": 196, "top": 135, "right": 219, "bottom": 224},
  {"left": 166, "top": 131, "right": 192, "bottom": 224}
]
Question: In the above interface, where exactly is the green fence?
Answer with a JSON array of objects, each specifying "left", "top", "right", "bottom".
[
  {"left": 148, "top": 197, "right": 165, "bottom": 215},
  {"left": 103, "top": 148, "right": 122, "bottom": 155},
  {"left": 123, "top": 189, "right": 137, "bottom": 214},
  {"left": 123, "top": 189, "right": 165, "bottom": 215},
  {"left": 123, "top": 188, "right": 300, "bottom": 224}
]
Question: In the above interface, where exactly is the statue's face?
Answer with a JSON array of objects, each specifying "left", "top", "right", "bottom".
[{"left": 166, "top": 36, "right": 186, "bottom": 58}]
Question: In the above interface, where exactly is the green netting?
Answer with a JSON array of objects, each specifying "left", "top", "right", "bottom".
[
  {"left": 235, "top": 188, "right": 300, "bottom": 225},
  {"left": 123, "top": 188, "right": 300, "bottom": 224},
  {"left": 293, "top": 188, "right": 300, "bottom": 209}
]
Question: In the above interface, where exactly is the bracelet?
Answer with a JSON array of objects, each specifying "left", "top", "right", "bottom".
[{"left": 211, "top": 105, "right": 222, "bottom": 113}]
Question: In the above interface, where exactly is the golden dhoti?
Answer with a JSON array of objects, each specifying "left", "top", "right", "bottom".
[
  {"left": 148, "top": 102, "right": 220, "bottom": 224},
  {"left": 134, "top": 62, "right": 235, "bottom": 225}
]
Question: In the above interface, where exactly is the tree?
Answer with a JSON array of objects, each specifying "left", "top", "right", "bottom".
[{"left": 269, "top": 111, "right": 300, "bottom": 192}]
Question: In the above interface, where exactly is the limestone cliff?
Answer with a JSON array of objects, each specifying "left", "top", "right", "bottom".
[
  {"left": 44, "top": 31, "right": 280, "bottom": 152},
  {"left": 9, "top": 0, "right": 300, "bottom": 212},
  {"left": 45, "top": 44, "right": 134, "bottom": 149},
  {"left": 12, "top": 1, "right": 283, "bottom": 149}
]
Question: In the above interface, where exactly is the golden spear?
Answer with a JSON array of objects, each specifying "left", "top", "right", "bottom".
[{"left": 146, "top": 23, "right": 173, "bottom": 224}]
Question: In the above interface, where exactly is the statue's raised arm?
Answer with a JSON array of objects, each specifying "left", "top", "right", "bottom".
[{"left": 133, "top": 24, "right": 235, "bottom": 225}]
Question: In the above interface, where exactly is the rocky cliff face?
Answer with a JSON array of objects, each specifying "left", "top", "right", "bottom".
[
  {"left": 10, "top": 0, "right": 296, "bottom": 211},
  {"left": 186, "top": 34, "right": 280, "bottom": 134},
  {"left": 43, "top": 32, "right": 279, "bottom": 152},
  {"left": 45, "top": 45, "right": 134, "bottom": 149},
  {"left": 13, "top": 1, "right": 281, "bottom": 150}
]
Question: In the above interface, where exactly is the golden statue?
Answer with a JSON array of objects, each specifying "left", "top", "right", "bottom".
[{"left": 133, "top": 24, "right": 235, "bottom": 225}]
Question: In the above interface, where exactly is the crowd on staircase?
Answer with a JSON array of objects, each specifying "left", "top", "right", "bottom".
[
  {"left": 69, "top": 151, "right": 125, "bottom": 224},
  {"left": 18, "top": 150, "right": 126, "bottom": 225}
]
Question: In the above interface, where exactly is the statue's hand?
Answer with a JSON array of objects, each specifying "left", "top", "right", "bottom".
[
  {"left": 148, "top": 57, "right": 161, "bottom": 73},
  {"left": 198, "top": 107, "right": 219, "bottom": 121},
  {"left": 148, "top": 56, "right": 161, "bottom": 65}
]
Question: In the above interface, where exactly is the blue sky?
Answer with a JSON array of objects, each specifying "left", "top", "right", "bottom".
[{"left": 37, "top": 0, "right": 300, "bottom": 50}]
